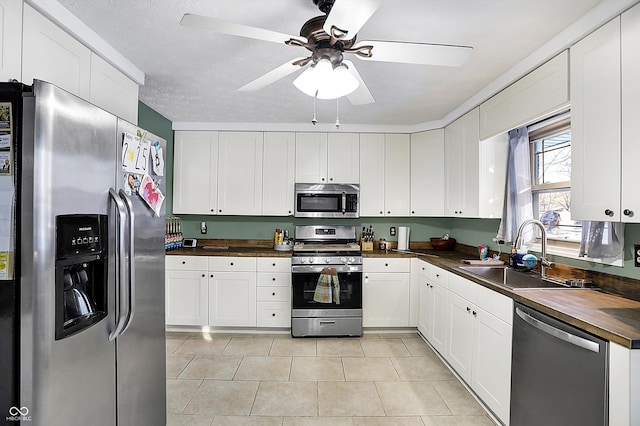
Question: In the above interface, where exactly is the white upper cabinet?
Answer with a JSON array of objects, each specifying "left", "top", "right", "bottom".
[
  {"left": 295, "top": 132, "right": 327, "bottom": 183},
  {"left": 445, "top": 108, "right": 507, "bottom": 219},
  {"left": 217, "top": 132, "right": 264, "bottom": 215},
  {"left": 445, "top": 108, "right": 480, "bottom": 217},
  {"left": 327, "top": 133, "right": 360, "bottom": 183},
  {"left": 359, "top": 133, "right": 410, "bottom": 217},
  {"left": 621, "top": 3, "right": 640, "bottom": 223},
  {"left": 479, "top": 51, "right": 569, "bottom": 140},
  {"left": 0, "top": 0, "right": 22, "bottom": 82},
  {"left": 22, "top": 4, "right": 91, "bottom": 99},
  {"left": 295, "top": 132, "right": 359, "bottom": 183},
  {"left": 571, "top": 17, "right": 622, "bottom": 221},
  {"left": 89, "top": 53, "right": 139, "bottom": 124},
  {"left": 359, "top": 133, "right": 386, "bottom": 216},
  {"left": 411, "top": 129, "right": 445, "bottom": 216},
  {"left": 173, "top": 131, "right": 219, "bottom": 215},
  {"left": 262, "top": 132, "right": 296, "bottom": 216},
  {"left": 384, "top": 134, "right": 411, "bottom": 216}
]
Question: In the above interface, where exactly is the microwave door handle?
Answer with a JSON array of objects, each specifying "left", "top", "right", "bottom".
[{"left": 342, "top": 192, "right": 346, "bottom": 214}]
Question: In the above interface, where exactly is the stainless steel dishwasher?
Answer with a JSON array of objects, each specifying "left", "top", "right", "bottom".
[{"left": 511, "top": 302, "right": 608, "bottom": 426}]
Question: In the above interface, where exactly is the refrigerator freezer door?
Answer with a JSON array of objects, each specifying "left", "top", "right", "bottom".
[
  {"left": 21, "top": 81, "right": 117, "bottom": 425},
  {"left": 115, "top": 119, "right": 166, "bottom": 426}
]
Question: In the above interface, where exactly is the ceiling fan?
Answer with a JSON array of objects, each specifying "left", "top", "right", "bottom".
[{"left": 180, "top": 0, "right": 472, "bottom": 105}]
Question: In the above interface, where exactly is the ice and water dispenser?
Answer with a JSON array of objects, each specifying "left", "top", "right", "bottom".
[{"left": 55, "top": 215, "right": 108, "bottom": 340}]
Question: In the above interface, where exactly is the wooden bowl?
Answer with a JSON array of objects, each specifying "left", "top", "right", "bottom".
[{"left": 430, "top": 237, "right": 456, "bottom": 250}]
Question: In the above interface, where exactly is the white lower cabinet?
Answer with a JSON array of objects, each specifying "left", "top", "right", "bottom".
[
  {"left": 416, "top": 261, "right": 450, "bottom": 355},
  {"left": 165, "top": 256, "right": 209, "bottom": 326},
  {"left": 256, "top": 257, "right": 292, "bottom": 328},
  {"left": 363, "top": 258, "right": 411, "bottom": 327},
  {"left": 445, "top": 272, "right": 513, "bottom": 424},
  {"left": 208, "top": 257, "right": 257, "bottom": 327}
]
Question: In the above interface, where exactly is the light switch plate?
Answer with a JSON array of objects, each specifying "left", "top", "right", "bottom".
[
  {"left": 390, "top": 227, "right": 396, "bottom": 236},
  {"left": 635, "top": 245, "right": 640, "bottom": 267}
]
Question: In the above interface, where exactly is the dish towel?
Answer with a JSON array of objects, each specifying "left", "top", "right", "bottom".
[{"left": 313, "top": 267, "right": 340, "bottom": 304}]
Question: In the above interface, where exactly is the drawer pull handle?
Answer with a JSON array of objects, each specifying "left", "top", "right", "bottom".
[
  {"left": 210, "top": 274, "right": 213, "bottom": 278},
  {"left": 230, "top": 262, "right": 234, "bottom": 266},
  {"left": 385, "top": 263, "right": 389, "bottom": 267},
  {"left": 272, "top": 263, "right": 276, "bottom": 266},
  {"left": 466, "top": 307, "right": 471, "bottom": 313},
  {"left": 182, "top": 261, "right": 186, "bottom": 264},
  {"left": 202, "top": 274, "right": 205, "bottom": 278},
  {"left": 272, "top": 313, "right": 276, "bottom": 317},
  {"left": 272, "top": 277, "right": 276, "bottom": 281},
  {"left": 272, "top": 292, "right": 276, "bottom": 296}
]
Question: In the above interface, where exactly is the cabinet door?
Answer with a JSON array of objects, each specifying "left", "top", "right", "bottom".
[
  {"left": 430, "top": 281, "right": 449, "bottom": 355},
  {"left": 327, "top": 133, "right": 359, "bottom": 183},
  {"left": 89, "top": 53, "right": 139, "bottom": 124},
  {"left": 165, "top": 270, "right": 209, "bottom": 326},
  {"left": 359, "top": 133, "right": 385, "bottom": 216},
  {"left": 263, "top": 132, "right": 296, "bottom": 216},
  {"left": 478, "top": 133, "right": 509, "bottom": 219},
  {"left": 384, "top": 134, "right": 411, "bottom": 216},
  {"left": 472, "top": 307, "right": 512, "bottom": 424},
  {"left": 411, "top": 130, "right": 445, "bottom": 216},
  {"left": 218, "top": 132, "right": 264, "bottom": 215},
  {"left": 0, "top": 0, "right": 22, "bottom": 82},
  {"left": 622, "top": 4, "right": 640, "bottom": 223},
  {"left": 571, "top": 18, "right": 621, "bottom": 221},
  {"left": 295, "top": 132, "right": 327, "bottom": 183},
  {"left": 446, "top": 292, "right": 474, "bottom": 383},
  {"left": 22, "top": 4, "right": 91, "bottom": 99},
  {"left": 417, "top": 272, "right": 432, "bottom": 337},
  {"left": 173, "top": 131, "right": 218, "bottom": 214},
  {"left": 362, "top": 272, "right": 410, "bottom": 327},
  {"left": 209, "top": 272, "right": 257, "bottom": 326},
  {"left": 445, "top": 108, "right": 480, "bottom": 217}
]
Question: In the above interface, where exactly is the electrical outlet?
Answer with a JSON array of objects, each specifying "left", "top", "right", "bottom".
[
  {"left": 390, "top": 227, "right": 396, "bottom": 236},
  {"left": 200, "top": 221, "right": 207, "bottom": 234},
  {"left": 635, "top": 245, "right": 640, "bottom": 267}
]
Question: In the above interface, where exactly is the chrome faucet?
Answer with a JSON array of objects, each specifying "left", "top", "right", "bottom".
[{"left": 514, "top": 219, "right": 554, "bottom": 278}]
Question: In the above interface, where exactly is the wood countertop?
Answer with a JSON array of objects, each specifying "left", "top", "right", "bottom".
[{"left": 166, "top": 241, "right": 640, "bottom": 348}]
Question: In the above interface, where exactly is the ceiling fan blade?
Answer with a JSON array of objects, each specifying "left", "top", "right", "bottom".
[
  {"left": 343, "top": 60, "right": 375, "bottom": 105},
  {"left": 238, "top": 58, "right": 309, "bottom": 92},
  {"left": 180, "top": 13, "right": 304, "bottom": 45},
  {"left": 323, "top": 0, "right": 382, "bottom": 41},
  {"left": 355, "top": 40, "right": 473, "bottom": 67}
]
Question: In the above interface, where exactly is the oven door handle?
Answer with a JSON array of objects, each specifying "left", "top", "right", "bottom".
[{"left": 292, "top": 264, "right": 363, "bottom": 273}]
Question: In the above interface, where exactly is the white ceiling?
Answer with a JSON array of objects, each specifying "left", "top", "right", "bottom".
[{"left": 52, "top": 0, "right": 618, "bottom": 129}]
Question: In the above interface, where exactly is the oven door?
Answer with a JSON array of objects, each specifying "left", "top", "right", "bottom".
[{"left": 291, "top": 264, "right": 362, "bottom": 316}]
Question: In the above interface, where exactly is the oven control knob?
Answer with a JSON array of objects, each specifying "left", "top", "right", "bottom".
[
  {"left": 308, "top": 258, "right": 314, "bottom": 263},
  {"left": 299, "top": 258, "right": 306, "bottom": 263},
  {"left": 324, "top": 258, "right": 331, "bottom": 264},
  {"left": 340, "top": 257, "right": 347, "bottom": 263},
  {"left": 348, "top": 257, "right": 355, "bottom": 263}
]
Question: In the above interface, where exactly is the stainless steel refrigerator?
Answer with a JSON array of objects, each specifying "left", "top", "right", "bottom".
[{"left": 0, "top": 80, "right": 166, "bottom": 425}]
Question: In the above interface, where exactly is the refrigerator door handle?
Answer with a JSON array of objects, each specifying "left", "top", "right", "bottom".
[
  {"left": 119, "top": 189, "right": 136, "bottom": 334},
  {"left": 109, "top": 188, "right": 129, "bottom": 341}
]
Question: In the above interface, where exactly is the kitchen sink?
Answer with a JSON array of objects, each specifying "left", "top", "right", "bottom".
[{"left": 458, "top": 266, "right": 574, "bottom": 290}]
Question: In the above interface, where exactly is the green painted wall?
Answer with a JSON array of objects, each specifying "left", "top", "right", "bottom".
[
  {"left": 137, "top": 101, "right": 639, "bottom": 282},
  {"left": 138, "top": 102, "right": 174, "bottom": 213}
]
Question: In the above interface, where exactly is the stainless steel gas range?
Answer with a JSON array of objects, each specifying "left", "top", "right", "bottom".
[{"left": 291, "top": 225, "right": 363, "bottom": 337}]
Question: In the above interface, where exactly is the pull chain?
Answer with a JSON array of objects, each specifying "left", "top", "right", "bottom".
[
  {"left": 335, "top": 97, "right": 340, "bottom": 129},
  {"left": 311, "top": 90, "right": 318, "bottom": 125}
]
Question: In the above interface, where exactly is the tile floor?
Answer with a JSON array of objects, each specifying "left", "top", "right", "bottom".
[{"left": 166, "top": 332, "right": 497, "bottom": 425}]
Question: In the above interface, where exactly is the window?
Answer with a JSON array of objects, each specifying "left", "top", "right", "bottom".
[{"left": 529, "top": 113, "right": 581, "bottom": 249}]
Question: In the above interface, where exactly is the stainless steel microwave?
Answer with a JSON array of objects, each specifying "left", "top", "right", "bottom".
[{"left": 294, "top": 183, "right": 359, "bottom": 218}]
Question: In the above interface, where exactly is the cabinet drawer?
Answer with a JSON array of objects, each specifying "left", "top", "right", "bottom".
[
  {"left": 257, "top": 286, "right": 292, "bottom": 302},
  {"left": 208, "top": 256, "right": 257, "bottom": 272},
  {"left": 363, "top": 257, "right": 411, "bottom": 273},
  {"left": 257, "top": 272, "right": 291, "bottom": 287},
  {"left": 474, "top": 284, "right": 513, "bottom": 325},
  {"left": 257, "top": 302, "right": 291, "bottom": 327},
  {"left": 166, "top": 255, "right": 208, "bottom": 271},
  {"left": 448, "top": 273, "right": 475, "bottom": 300},
  {"left": 431, "top": 265, "right": 449, "bottom": 288},
  {"left": 257, "top": 257, "right": 291, "bottom": 272},
  {"left": 417, "top": 259, "right": 432, "bottom": 278}
]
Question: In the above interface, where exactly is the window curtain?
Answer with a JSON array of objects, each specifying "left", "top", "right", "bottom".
[
  {"left": 579, "top": 221, "right": 624, "bottom": 265},
  {"left": 496, "top": 127, "right": 534, "bottom": 244}
]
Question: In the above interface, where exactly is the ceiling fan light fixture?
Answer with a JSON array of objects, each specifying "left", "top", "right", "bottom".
[{"left": 293, "top": 58, "right": 359, "bottom": 100}]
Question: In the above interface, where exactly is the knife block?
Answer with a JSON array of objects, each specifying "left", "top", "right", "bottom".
[{"left": 360, "top": 238, "right": 373, "bottom": 252}]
